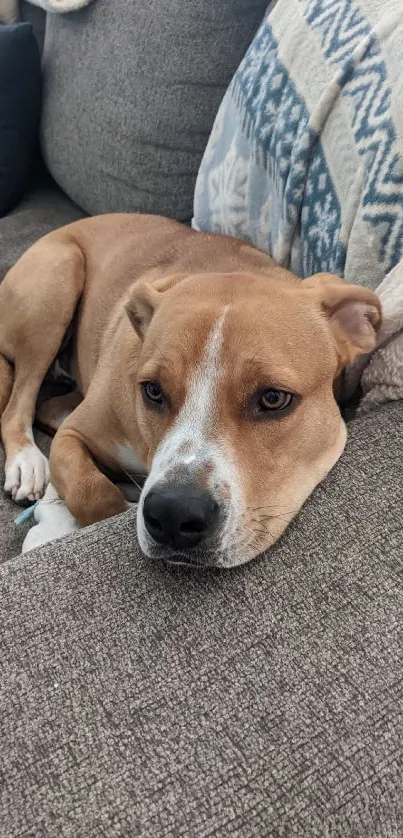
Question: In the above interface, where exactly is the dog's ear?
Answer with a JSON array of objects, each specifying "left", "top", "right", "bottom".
[
  {"left": 126, "top": 274, "right": 187, "bottom": 338},
  {"left": 126, "top": 282, "right": 161, "bottom": 338},
  {"left": 304, "top": 273, "right": 382, "bottom": 368}
]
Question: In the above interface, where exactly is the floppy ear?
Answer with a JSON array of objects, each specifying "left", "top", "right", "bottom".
[
  {"left": 125, "top": 273, "right": 188, "bottom": 338},
  {"left": 304, "top": 273, "right": 382, "bottom": 368},
  {"left": 125, "top": 282, "right": 161, "bottom": 338}
]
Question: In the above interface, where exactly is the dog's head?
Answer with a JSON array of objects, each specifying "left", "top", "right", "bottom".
[{"left": 125, "top": 269, "right": 381, "bottom": 568}]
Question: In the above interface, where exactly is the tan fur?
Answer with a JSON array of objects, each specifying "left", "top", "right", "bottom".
[{"left": 0, "top": 214, "right": 381, "bottom": 561}]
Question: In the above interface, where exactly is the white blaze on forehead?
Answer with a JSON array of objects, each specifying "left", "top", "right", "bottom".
[
  {"left": 179, "top": 306, "right": 228, "bottom": 432},
  {"left": 148, "top": 307, "right": 229, "bottom": 475}
]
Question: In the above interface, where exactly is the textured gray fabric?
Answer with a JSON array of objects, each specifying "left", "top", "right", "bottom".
[
  {"left": 41, "top": 0, "right": 268, "bottom": 220},
  {"left": 0, "top": 401, "right": 403, "bottom": 835},
  {"left": 0, "top": 168, "right": 85, "bottom": 279}
]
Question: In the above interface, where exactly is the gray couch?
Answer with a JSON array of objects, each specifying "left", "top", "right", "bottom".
[{"left": 1, "top": 2, "right": 403, "bottom": 835}]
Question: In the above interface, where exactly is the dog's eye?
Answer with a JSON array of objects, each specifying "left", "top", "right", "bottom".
[
  {"left": 142, "top": 381, "right": 165, "bottom": 408},
  {"left": 258, "top": 389, "right": 293, "bottom": 412}
]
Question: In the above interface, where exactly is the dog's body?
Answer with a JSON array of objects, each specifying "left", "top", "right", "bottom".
[{"left": 0, "top": 214, "right": 381, "bottom": 566}]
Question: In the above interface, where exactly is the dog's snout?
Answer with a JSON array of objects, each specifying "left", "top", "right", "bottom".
[{"left": 143, "top": 486, "right": 219, "bottom": 550}]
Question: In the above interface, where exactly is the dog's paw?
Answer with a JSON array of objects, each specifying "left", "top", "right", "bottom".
[
  {"left": 5, "top": 445, "right": 50, "bottom": 503},
  {"left": 21, "top": 484, "right": 79, "bottom": 553}
]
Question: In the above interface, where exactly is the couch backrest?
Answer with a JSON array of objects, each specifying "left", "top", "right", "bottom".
[{"left": 41, "top": 0, "right": 268, "bottom": 220}]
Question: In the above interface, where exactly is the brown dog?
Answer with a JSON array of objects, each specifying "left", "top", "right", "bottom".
[{"left": 0, "top": 214, "right": 381, "bottom": 566}]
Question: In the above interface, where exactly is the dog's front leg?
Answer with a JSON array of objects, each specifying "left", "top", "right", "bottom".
[
  {"left": 22, "top": 429, "right": 128, "bottom": 553},
  {"left": 49, "top": 427, "right": 128, "bottom": 527}
]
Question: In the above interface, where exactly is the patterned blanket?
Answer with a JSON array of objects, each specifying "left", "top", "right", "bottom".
[{"left": 193, "top": 0, "right": 403, "bottom": 410}]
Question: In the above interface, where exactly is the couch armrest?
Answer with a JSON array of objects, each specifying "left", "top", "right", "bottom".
[{"left": 1, "top": 401, "right": 402, "bottom": 835}]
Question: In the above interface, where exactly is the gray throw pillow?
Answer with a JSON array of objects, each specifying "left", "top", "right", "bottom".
[
  {"left": 41, "top": 0, "right": 268, "bottom": 220},
  {"left": 0, "top": 23, "right": 41, "bottom": 217}
]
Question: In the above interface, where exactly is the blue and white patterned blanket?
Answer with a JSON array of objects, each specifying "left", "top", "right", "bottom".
[{"left": 193, "top": 0, "right": 403, "bottom": 291}]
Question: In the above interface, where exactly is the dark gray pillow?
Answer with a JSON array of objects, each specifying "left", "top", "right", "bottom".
[
  {"left": 20, "top": 2, "right": 46, "bottom": 54},
  {"left": 0, "top": 22, "right": 41, "bottom": 217},
  {"left": 41, "top": 0, "right": 268, "bottom": 220}
]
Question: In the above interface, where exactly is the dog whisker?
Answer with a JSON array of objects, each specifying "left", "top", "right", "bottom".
[
  {"left": 254, "top": 513, "right": 291, "bottom": 526},
  {"left": 247, "top": 506, "right": 295, "bottom": 527},
  {"left": 247, "top": 504, "right": 294, "bottom": 516},
  {"left": 120, "top": 467, "right": 144, "bottom": 494}
]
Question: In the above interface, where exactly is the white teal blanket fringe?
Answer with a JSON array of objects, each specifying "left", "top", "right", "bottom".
[{"left": 193, "top": 0, "right": 403, "bottom": 411}]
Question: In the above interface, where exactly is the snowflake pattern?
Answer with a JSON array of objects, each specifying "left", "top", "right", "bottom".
[
  {"left": 207, "top": 136, "right": 248, "bottom": 238},
  {"left": 309, "top": 195, "right": 338, "bottom": 258}
]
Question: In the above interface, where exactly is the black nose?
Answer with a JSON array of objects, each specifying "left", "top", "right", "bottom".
[{"left": 143, "top": 486, "right": 219, "bottom": 550}]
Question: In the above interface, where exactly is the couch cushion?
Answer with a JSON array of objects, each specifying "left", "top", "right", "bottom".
[
  {"left": 0, "top": 166, "right": 85, "bottom": 279},
  {"left": 0, "top": 401, "right": 402, "bottom": 834},
  {"left": 0, "top": 22, "right": 41, "bottom": 217},
  {"left": 40, "top": 0, "right": 268, "bottom": 220}
]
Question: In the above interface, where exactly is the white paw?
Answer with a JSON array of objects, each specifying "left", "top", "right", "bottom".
[
  {"left": 5, "top": 445, "right": 50, "bottom": 502},
  {"left": 21, "top": 483, "right": 79, "bottom": 554}
]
